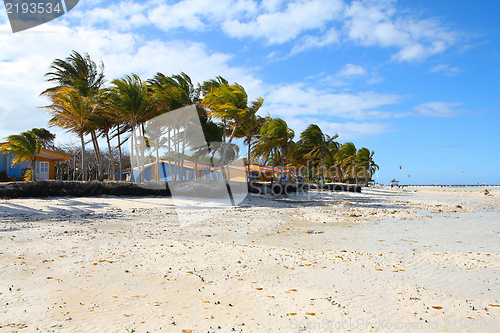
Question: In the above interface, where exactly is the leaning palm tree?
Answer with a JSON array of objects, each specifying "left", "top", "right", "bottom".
[
  {"left": 336, "top": 142, "right": 357, "bottom": 184},
  {"left": 299, "top": 124, "right": 337, "bottom": 184},
  {"left": 42, "top": 50, "right": 105, "bottom": 97},
  {"left": 1, "top": 130, "right": 42, "bottom": 181},
  {"left": 252, "top": 118, "right": 294, "bottom": 184},
  {"left": 202, "top": 82, "right": 263, "bottom": 180},
  {"left": 44, "top": 87, "right": 95, "bottom": 181},
  {"left": 104, "top": 74, "right": 157, "bottom": 181},
  {"left": 149, "top": 72, "right": 203, "bottom": 181},
  {"left": 356, "top": 147, "right": 379, "bottom": 186},
  {"left": 42, "top": 50, "right": 106, "bottom": 180}
]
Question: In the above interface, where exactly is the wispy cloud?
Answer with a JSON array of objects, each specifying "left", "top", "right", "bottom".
[
  {"left": 414, "top": 102, "right": 463, "bottom": 117},
  {"left": 343, "top": 1, "right": 456, "bottom": 62},
  {"left": 337, "top": 63, "right": 366, "bottom": 76},
  {"left": 285, "top": 117, "right": 393, "bottom": 140},
  {"left": 264, "top": 83, "right": 402, "bottom": 120},
  {"left": 415, "top": 144, "right": 462, "bottom": 149},
  {"left": 429, "top": 64, "right": 461, "bottom": 76}
]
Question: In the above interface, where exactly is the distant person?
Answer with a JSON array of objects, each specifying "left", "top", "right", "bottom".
[{"left": 484, "top": 189, "right": 490, "bottom": 195}]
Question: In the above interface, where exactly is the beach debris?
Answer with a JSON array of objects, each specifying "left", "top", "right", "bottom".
[
  {"left": 489, "top": 304, "right": 500, "bottom": 307},
  {"left": 305, "top": 230, "right": 324, "bottom": 234},
  {"left": 431, "top": 306, "right": 443, "bottom": 310}
]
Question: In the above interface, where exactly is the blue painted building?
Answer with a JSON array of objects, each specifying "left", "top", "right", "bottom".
[{"left": 0, "top": 143, "right": 70, "bottom": 181}]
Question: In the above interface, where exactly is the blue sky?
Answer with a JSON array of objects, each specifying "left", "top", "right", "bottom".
[{"left": 0, "top": 0, "right": 499, "bottom": 185}]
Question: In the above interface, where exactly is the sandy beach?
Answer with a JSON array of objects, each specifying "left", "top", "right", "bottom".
[{"left": 0, "top": 187, "right": 499, "bottom": 332}]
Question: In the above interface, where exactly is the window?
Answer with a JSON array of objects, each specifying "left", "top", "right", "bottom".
[{"left": 38, "top": 162, "right": 49, "bottom": 173}]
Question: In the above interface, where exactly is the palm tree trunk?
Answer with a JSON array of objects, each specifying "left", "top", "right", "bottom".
[
  {"left": 220, "top": 125, "right": 239, "bottom": 180},
  {"left": 117, "top": 126, "right": 123, "bottom": 181},
  {"left": 321, "top": 157, "right": 325, "bottom": 185},
  {"left": 31, "top": 158, "right": 37, "bottom": 181},
  {"left": 91, "top": 130, "right": 103, "bottom": 181},
  {"left": 106, "top": 132, "right": 115, "bottom": 180},
  {"left": 181, "top": 125, "right": 187, "bottom": 181},
  {"left": 167, "top": 129, "right": 172, "bottom": 181},
  {"left": 247, "top": 137, "right": 252, "bottom": 185},
  {"left": 80, "top": 133, "right": 86, "bottom": 181},
  {"left": 271, "top": 151, "right": 275, "bottom": 184},
  {"left": 155, "top": 137, "right": 160, "bottom": 181},
  {"left": 280, "top": 149, "right": 285, "bottom": 185},
  {"left": 130, "top": 128, "right": 135, "bottom": 181}
]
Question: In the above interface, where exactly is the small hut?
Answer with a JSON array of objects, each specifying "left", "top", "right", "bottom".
[{"left": 390, "top": 179, "right": 399, "bottom": 187}]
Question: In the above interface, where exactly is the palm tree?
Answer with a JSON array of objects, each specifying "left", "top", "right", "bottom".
[
  {"left": 42, "top": 50, "right": 106, "bottom": 180},
  {"left": 149, "top": 72, "right": 203, "bottom": 181},
  {"left": 42, "top": 50, "right": 104, "bottom": 97},
  {"left": 235, "top": 112, "right": 265, "bottom": 184},
  {"left": 356, "top": 148, "right": 379, "bottom": 186},
  {"left": 105, "top": 74, "right": 157, "bottom": 181},
  {"left": 252, "top": 118, "right": 294, "bottom": 184},
  {"left": 1, "top": 130, "right": 42, "bottom": 181},
  {"left": 44, "top": 87, "right": 95, "bottom": 180},
  {"left": 202, "top": 82, "right": 263, "bottom": 180},
  {"left": 335, "top": 142, "right": 357, "bottom": 184},
  {"left": 299, "top": 124, "right": 337, "bottom": 184}
]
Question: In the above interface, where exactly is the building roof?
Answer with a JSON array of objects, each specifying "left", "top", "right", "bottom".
[{"left": 0, "top": 143, "right": 71, "bottom": 162}]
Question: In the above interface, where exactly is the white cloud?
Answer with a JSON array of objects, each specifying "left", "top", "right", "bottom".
[
  {"left": 285, "top": 117, "right": 392, "bottom": 140},
  {"left": 291, "top": 28, "right": 340, "bottom": 54},
  {"left": 337, "top": 63, "right": 366, "bottom": 76},
  {"left": 222, "top": 0, "right": 343, "bottom": 44},
  {"left": 343, "top": 1, "right": 456, "bottom": 62},
  {"left": 429, "top": 64, "right": 460, "bottom": 76},
  {"left": 263, "top": 83, "right": 402, "bottom": 120},
  {"left": 414, "top": 102, "right": 462, "bottom": 117},
  {"left": 55, "top": 0, "right": 457, "bottom": 63}
]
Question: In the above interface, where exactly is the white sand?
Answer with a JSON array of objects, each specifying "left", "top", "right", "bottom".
[{"left": 0, "top": 187, "right": 499, "bottom": 332}]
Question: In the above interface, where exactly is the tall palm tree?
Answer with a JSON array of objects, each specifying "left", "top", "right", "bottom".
[
  {"left": 44, "top": 87, "right": 95, "bottom": 181},
  {"left": 252, "top": 118, "right": 294, "bottom": 184},
  {"left": 1, "top": 130, "right": 42, "bottom": 181},
  {"left": 235, "top": 112, "right": 264, "bottom": 184},
  {"left": 336, "top": 142, "right": 357, "bottom": 184},
  {"left": 149, "top": 72, "right": 203, "bottom": 181},
  {"left": 299, "top": 124, "right": 337, "bottom": 184},
  {"left": 356, "top": 148, "right": 379, "bottom": 186},
  {"left": 42, "top": 50, "right": 106, "bottom": 180},
  {"left": 105, "top": 74, "right": 157, "bottom": 181},
  {"left": 202, "top": 82, "right": 263, "bottom": 180},
  {"left": 42, "top": 50, "right": 105, "bottom": 97}
]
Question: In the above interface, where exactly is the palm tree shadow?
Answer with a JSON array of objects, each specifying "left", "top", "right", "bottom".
[{"left": 0, "top": 198, "right": 123, "bottom": 226}]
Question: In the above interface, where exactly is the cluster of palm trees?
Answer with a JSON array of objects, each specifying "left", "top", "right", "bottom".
[
  {"left": 37, "top": 50, "right": 378, "bottom": 184},
  {"left": 252, "top": 122, "right": 378, "bottom": 185}
]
